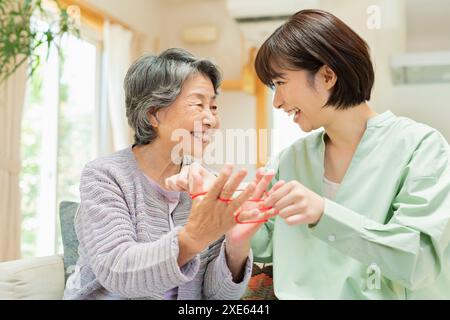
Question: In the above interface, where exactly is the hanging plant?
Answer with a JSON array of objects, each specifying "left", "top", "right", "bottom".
[{"left": 0, "top": 0, "right": 79, "bottom": 84}]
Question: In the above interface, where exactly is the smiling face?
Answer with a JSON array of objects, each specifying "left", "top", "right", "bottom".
[
  {"left": 271, "top": 66, "right": 338, "bottom": 132},
  {"left": 150, "top": 73, "right": 220, "bottom": 159}
]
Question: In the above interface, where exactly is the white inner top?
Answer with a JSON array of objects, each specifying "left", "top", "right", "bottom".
[{"left": 323, "top": 176, "right": 341, "bottom": 200}]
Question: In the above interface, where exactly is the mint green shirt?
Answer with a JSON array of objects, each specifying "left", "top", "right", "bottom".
[{"left": 252, "top": 111, "right": 450, "bottom": 299}]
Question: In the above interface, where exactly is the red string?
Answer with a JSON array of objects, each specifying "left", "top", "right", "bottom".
[
  {"left": 190, "top": 191, "right": 208, "bottom": 200},
  {"left": 189, "top": 190, "right": 272, "bottom": 224}
]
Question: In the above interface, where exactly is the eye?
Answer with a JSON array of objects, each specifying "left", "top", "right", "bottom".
[
  {"left": 191, "top": 103, "right": 204, "bottom": 109},
  {"left": 274, "top": 81, "right": 285, "bottom": 87}
]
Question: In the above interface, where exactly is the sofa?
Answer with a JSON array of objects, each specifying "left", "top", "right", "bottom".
[
  {"left": 0, "top": 254, "right": 65, "bottom": 299},
  {"left": 0, "top": 201, "right": 78, "bottom": 300}
]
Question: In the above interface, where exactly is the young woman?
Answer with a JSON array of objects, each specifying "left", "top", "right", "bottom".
[{"left": 250, "top": 9, "right": 450, "bottom": 299}]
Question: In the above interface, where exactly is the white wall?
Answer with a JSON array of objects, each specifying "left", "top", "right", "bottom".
[
  {"left": 83, "top": 0, "right": 161, "bottom": 36},
  {"left": 319, "top": 0, "right": 407, "bottom": 113},
  {"left": 406, "top": 0, "right": 450, "bottom": 52},
  {"left": 159, "top": 0, "right": 242, "bottom": 80},
  {"left": 83, "top": 0, "right": 162, "bottom": 56},
  {"left": 400, "top": 0, "right": 450, "bottom": 140},
  {"left": 391, "top": 84, "right": 450, "bottom": 140},
  {"left": 317, "top": 0, "right": 450, "bottom": 141}
]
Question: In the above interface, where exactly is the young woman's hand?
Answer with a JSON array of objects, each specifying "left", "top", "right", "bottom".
[
  {"left": 222, "top": 168, "right": 279, "bottom": 282},
  {"left": 262, "top": 181, "right": 325, "bottom": 226},
  {"left": 224, "top": 168, "right": 281, "bottom": 247}
]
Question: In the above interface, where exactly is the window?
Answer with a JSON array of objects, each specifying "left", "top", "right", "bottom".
[
  {"left": 270, "top": 91, "right": 311, "bottom": 157},
  {"left": 20, "top": 24, "right": 103, "bottom": 257}
]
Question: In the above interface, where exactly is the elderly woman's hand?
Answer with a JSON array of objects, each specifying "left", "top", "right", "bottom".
[
  {"left": 165, "top": 162, "right": 216, "bottom": 192},
  {"left": 177, "top": 164, "right": 256, "bottom": 267}
]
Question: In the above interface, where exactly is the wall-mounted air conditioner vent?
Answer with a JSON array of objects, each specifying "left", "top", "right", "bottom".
[
  {"left": 226, "top": 0, "right": 318, "bottom": 46},
  {"left": 226, "top": 0, "right": 318, "bottom": 21}
]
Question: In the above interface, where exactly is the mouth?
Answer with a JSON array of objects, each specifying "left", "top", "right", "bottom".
[
  {"left": 285, "top": 107, "right": 301, "bottom": 120},
  {"left": 190, "top": 131, "right": 212, "bottom": 143}
]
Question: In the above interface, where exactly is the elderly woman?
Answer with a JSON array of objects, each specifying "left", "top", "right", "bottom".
[{"left": 63, "top": 48, "right": 274, "bottom": 300}]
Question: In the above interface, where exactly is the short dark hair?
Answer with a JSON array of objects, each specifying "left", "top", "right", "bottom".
[
  {"left": 255, "top": 9, "right": 374, "bottom": 109},
  {"left": 124, "top": 48, "right": 222, "bottom": 146}
]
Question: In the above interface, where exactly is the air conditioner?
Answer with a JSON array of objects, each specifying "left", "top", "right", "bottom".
[
  {"left": 226, "top": 0, "right": 318, "bottom": 21},
  {"left": 390, "top": 51, "right": 450, "bottom": 85},
  {"left": 225, "top": 0, "right": 318, "bottom": 46}
]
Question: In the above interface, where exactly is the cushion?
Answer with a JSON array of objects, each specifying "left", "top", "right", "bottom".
[
  {"left": 0, "top": 255, "right": 64, "bottom": 299},
  {"left": 241, "top": 263, "right": 277, "bottom": 300},
  {"left": 58, "top": 201, "right": 80, "bottom": 282}
]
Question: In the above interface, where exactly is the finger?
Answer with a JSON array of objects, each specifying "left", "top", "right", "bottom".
[
  {"left": 272, "top": 192, "right": 302, "bottom": 212},
  {"left": 175, "top": 176, "right": 188, "bottom": 191},
  {"left": 165, "top": 176, "right": 174, "bottom": 190},
  {"left": 165, "top": 176, "right": 181, "bottom": 191},
  {"left": 235, "top": 208, "right": 261, "bottom": 222},
  {"left": 255, "top": 167, "right": 266, "bottom": 181},
  {"left": 284, "top": 214, "right": 308, "bottom": 226},
  {"left": 180, "top": 163, "right": 190, "bottom": 176},
  {"left": 264, "top": 182, "right": 292, "bottom": 207},
  {"left": 252, "top": 170, "right": 275, "bottom": 199},
  {"left": 266, "top": 180, "right": 285, "bottom": 196},
  {"left": 264, "top": 208, "right": 279, "bottom": 219},
  {"left": 199, "top": 165, "right": 219, "bottom": 190},
  {"left": 277, "top": 203, "right": 303, "bottom": 219},
  {"left": 247, "top": 168, "right": 265, "bottom": 192},
  {"left": 228, "top": 182, "right": 256, "bottom": 213},
  {"left": 251, "top": 174, "right": 263, "bottom": 188},
  {"left": 204, "top": 164, "right": 233, "bottom": 200},
  {"left": 236, "top": 207, "right": 276, "bottom": 223},
  {"left": 190, "top": 169, "right": 205, "bottom": 196},
  {"left": 179, "top": 164, "right": 190, "bottom": 182},
  {"left": 257, "top": 207, "right": 279, "bottom": 220},
  {"left": 221, "top": 168, "right": 248, "bottom": 200},
  {"left": 188, "top": 163, "right": 201, "bottom": 191}
]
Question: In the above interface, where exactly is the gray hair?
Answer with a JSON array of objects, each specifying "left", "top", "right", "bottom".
[{"left": 124, "top": 48, "right": 222, "bottom": 146}]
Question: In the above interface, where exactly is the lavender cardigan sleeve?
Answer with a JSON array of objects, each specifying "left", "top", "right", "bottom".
[{"left": 203, "top": 239, "right": 254, "bottom": 300}]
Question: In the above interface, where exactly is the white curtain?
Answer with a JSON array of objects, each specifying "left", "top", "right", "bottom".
[
  {"left": 104, "top": 21, "right": 134, "bottom": 151},
  {"left": 0, "top": 63, "right": 27, "bottom": 262}
]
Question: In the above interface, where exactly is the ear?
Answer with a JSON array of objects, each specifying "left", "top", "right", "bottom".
[
  {"left": 318, "top": 65, "right": 337, "bottom": 90},
  {"left": 147, "top": 109, "right": 160, "bottom": 128}
]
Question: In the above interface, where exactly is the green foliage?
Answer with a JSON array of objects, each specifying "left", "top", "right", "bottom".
[{"left": 0, "top": 0, "right": 79, "bottom": 84}]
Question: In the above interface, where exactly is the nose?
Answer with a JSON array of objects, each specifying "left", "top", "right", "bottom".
[
  {"left": 202, "top": 108, "right": 217, "bottom": 128},
  {"left": 273, "top": 88, "right": 284, "bottom": 109}
]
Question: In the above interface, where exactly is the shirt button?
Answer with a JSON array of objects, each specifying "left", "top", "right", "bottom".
[{"left": 328, "top": 234, "right": 336, "bottom": 242}]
